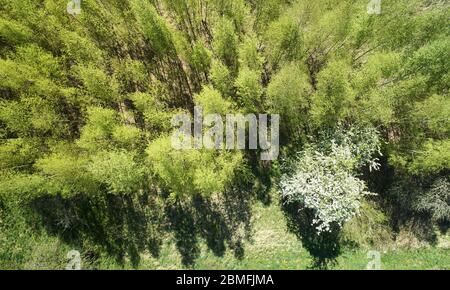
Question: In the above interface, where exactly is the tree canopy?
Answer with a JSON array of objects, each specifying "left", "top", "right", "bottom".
[{"left": 0, "top": 0, "right": 448, "bottom": 269}]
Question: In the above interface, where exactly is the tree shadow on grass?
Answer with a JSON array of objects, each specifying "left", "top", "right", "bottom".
[
  {"left": 163, "top": 187, "right": 253, "bottom": 267},
  {"left": 28, "top": 181, "right": 255, "bottom": 268},
  {"left": 367, "top": 162, "right": 443, "bottom": 246},
  {"left": 29, "top": 192, "right": 164, "bottom": 269},
  {"left": 282, "top": 200, "right": 341, "bottom": 269}
]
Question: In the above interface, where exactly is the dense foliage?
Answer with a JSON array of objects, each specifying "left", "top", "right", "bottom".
[
  {"left": 281, "top": 126, "right": 382, "bottom": 233},
  {"left": 0, "top": 0, "right": 448, "bottom": 269}
]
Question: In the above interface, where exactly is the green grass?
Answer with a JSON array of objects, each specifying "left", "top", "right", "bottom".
[
  {"left": 2, "top": 196, "right": 447, "bottom": 270},
  {"left": 104, "top": 201, "right": 449, "bottom": 270}
]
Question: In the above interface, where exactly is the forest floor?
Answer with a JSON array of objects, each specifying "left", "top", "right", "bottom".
[{"left": 100, "top": 200, "right": 450, "bottom": 270}]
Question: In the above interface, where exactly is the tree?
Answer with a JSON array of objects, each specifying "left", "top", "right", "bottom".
[{"left": 0, "top": 0, "right": 448, "bottom": 269}]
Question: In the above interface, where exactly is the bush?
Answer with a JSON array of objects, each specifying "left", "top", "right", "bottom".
[
  {"left": 146, "top": 137, "right": 246, "bottom": 199},
  {"left": 415, "top": 177, "right": 450, "bottom": 223},
  {"left": 88, "top": 151, "right": 145, "bottom": 195},
  {"left": 281, "top": 125, "right": 382, "bottom": 233},
  {"left": 340, "top": 201, "right": 393, "bottom": 249},
  {"left": 281, "top": 144, "right": 373, "bottom": 233}
]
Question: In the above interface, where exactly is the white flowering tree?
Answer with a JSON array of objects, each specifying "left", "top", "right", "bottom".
[{"left": 281, "top": 126, "right": 381, "bottom": 234}]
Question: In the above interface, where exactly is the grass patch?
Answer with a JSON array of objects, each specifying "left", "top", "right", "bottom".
[{"left": 111, "top": 201, "right": 449, "bottom": 270}]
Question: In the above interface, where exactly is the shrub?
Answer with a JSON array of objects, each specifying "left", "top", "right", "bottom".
[
  {"left": 281, "top": 144, "right": 374, "bottom": 233},
  {"left": 281, "top": 125, "right": 382, "bottom": 234},
  {"left": 340, "top": 201, "right": 393, "bottom": 249},
  {"left": 415, "top": 177, "right": 450, "bottom": 223},
  {"left": 87, "top": 150, "right": 145, "bottom": 195},
  {"left": 146, "top": 136, "right": 245, "bottom": 199}
]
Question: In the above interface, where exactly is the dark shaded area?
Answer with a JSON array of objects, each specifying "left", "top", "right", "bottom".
[
  {"left": 281, "top": 200, "right": 341, "bottom": 269},
  {"left": 438, "top": 220, "right": 450, "bottom": 234},
  {"left": 360, "top": 155, "right": 450, "bottom": 250},
  {"left": 163, "top": 188, "right": 253, "bottom": 267},
  {"left": 27, "top": 173, "right": 256, "bottom": 268},
  {"left": 29, "top": 192, "right": 164, "bottom": 268},
  {"left": 163, "top": 201, "right": 200, "bottom": 267},
  {"left": 364, "top": 156, "right": 449, "bottom": 245},
  {"left": 247, "top": 151, "right": 274, "bottom": 206}
]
